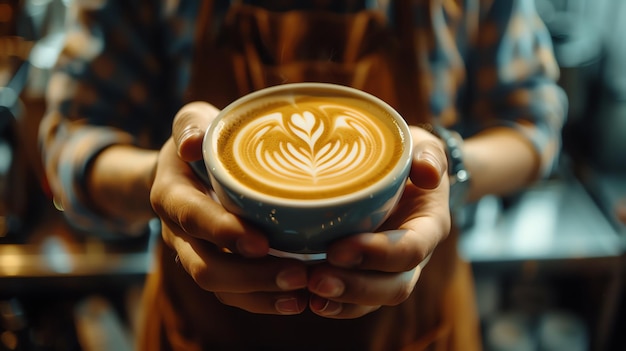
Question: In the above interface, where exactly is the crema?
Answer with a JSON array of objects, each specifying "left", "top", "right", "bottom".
[{"left": 217, "top": 94, "right": 405, "bottom": 200}]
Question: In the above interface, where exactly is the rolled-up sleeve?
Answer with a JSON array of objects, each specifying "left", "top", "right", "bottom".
[
  {"left": 40, "top": 0, "right": 167, "bottom": 235},
  {"left": 467, "top": 0, "right": 568, "bottom": 176}
]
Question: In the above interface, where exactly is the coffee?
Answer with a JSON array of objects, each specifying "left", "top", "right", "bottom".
[
  {"left": 215, "top": 91, "right": 406, "bottom": 200},
  {"left": 204, "top": 83, "right": 413, "bottom": 257}
]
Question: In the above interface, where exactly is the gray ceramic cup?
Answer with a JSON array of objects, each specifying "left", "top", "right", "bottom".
[{"left": 202, "top": 83, "right": 412, "bottom": 260}]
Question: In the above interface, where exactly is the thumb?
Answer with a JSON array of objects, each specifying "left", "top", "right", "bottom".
[
  {"left": 409, "top": 133, "right": 448, "bottom": 190},
  {"left": 172, "top": 101, "right": 220, "bottom": 162}
]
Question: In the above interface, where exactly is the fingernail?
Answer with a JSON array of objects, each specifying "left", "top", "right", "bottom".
[
  {"left": 277, "top": 268, "right": 307, "bottom": 290},
  {"left": 314, "top": 276, "right": 344, "bottom": 298},
  {"left": 416, "top": 150, "right": 445, "bottom": 176},
  {"left": 310, "top": 295, "right": 342, "bottom": 316},
  {"left": 275, "top": 297, "right": 302, "bottom": 315}
]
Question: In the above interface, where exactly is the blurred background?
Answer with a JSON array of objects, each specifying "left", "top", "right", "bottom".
[{"left": 1, "top": 0, "right": 625, "bottom": 350}]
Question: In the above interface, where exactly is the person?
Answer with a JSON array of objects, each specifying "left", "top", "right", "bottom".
[{"left": 39, "top": 0, "right": 567, "bottom": 350}]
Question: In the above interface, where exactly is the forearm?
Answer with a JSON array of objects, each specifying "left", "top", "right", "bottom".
[
  {"left": 463, "top": 127, "right": 540, "bottom": 203},
  {"left": 86, "top": 145, "right": 158, "bottom": 225}
]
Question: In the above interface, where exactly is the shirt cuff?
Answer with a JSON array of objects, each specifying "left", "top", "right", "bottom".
[{"left": 53, "top": 126, "right": 149, "bottom": 237}]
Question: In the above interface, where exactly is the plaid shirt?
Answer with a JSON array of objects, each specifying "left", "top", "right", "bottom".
[{"left": 40, "top": 0, "right": 567, "bottom": 235}]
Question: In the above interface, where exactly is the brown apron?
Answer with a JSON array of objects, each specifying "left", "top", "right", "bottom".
[
  {"left": 138, "top": 1, "right": 481, "bottom": 350},
  {"left": 184, "top": 0, "right": 428, "bottom": 124}
]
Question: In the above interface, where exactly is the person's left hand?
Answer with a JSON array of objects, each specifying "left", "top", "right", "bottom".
[{"left": 305, "top": 125, "right": 452, "bottom": 319}]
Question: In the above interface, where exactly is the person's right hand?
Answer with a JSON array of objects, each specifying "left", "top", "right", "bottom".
[{"left": 150, "top": 102, "right": 310, "bottom": 315}]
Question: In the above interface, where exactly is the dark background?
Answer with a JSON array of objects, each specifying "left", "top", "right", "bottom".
[{"left": 1, "top": 0, "right": 625, "bottom": 350}]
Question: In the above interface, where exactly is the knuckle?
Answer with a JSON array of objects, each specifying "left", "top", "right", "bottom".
[
  {"left": 400, "top": 243, "right": 424, "bottom": 271},
  {"left": 148, "top": 186, "right": 165, "bottom": 215},
  {"left": 175, "top": 202, "right": 200, "bottom": 235},
  {"left": 390, "top": 280, "right": 414, "bottom": 306},
  {"left": 413, "top": 246, "right": 431, "bottom": 267},
  {"left": 189, "top": 262, "right": 216, "bottom": 291},
  {"left": 207, "top": 211, "right": 240, "bottom": 241},
  {"left": 393, "top": 237, "right": 427, "bottom": 271}
]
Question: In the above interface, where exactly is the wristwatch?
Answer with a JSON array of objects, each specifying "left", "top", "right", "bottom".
[{"left": 432, "top": 125, "right": 471, "bottom": 211}]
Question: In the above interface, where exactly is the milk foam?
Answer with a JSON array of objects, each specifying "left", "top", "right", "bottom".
[{"left": 218, "top": 96, "right": 403, "bottom": 200}]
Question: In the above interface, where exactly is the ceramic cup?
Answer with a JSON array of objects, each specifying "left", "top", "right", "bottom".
[{"left": 202, "top": 83, "right": 412, "bottom": 260}]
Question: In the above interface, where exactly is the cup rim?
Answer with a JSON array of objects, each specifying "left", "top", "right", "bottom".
[{"left": 202, "top": 82, "right": 413, "bottom": 208}]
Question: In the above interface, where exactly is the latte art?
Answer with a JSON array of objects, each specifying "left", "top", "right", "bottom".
[
  {"left": 218, "top": 95, "right": 404, "bottom": 200},
  {"left": 237, "top": 106, "right": 383, "bottom": 183}
]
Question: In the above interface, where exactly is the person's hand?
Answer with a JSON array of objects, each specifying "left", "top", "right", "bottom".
[
  {"left": 150, "top": 102, "right": 310, "bottom": 315},
  {"left": 305, "top": 125, "right": 451, "bottom": 319}
]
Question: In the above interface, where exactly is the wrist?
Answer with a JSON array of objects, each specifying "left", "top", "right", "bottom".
[{"left": 87, "top": 145, "right": 158, "bottom": 223}]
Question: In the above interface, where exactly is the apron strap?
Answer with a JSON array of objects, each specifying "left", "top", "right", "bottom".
[
  {"left": 185, "top": 0, "right": 243, "bottom": 108},
  {"left": 389, "top": 0, "right": 429, "bottom": 125}
]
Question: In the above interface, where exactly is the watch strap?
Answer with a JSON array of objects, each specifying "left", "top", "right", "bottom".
[{"left": 432, "top": 125, "right": 471, "bottom": 211}]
